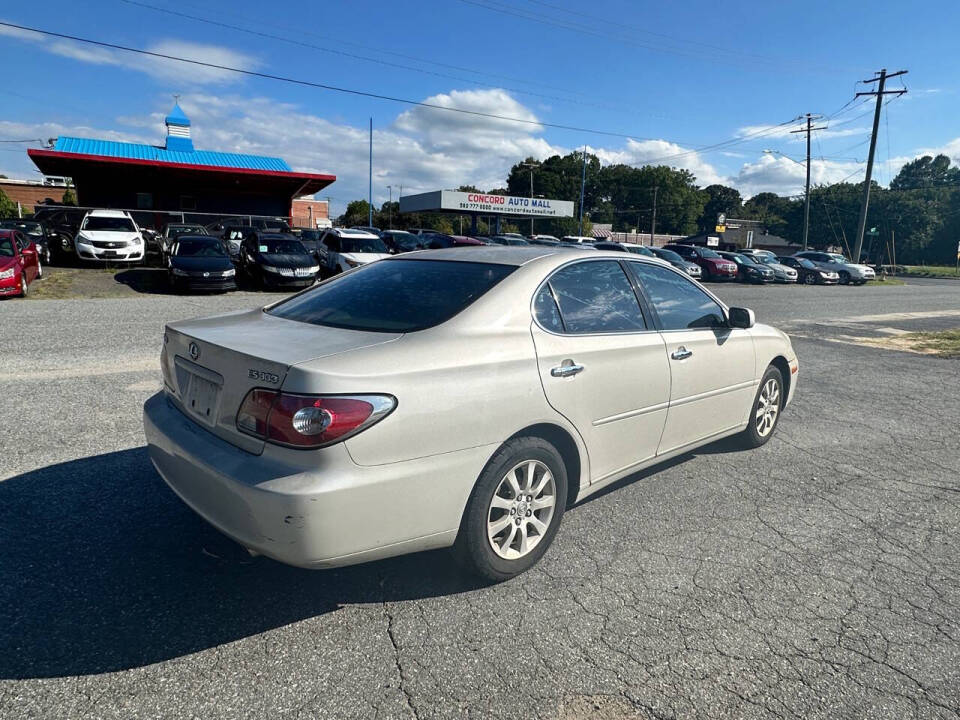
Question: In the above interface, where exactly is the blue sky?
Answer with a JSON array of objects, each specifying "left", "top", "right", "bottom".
[{"left": 2, "top": 0, "right": 958, "bottom": 215}]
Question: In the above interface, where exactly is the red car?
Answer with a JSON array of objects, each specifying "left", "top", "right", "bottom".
[
  {"left": 0, "top": 229, "right": 42, "bottom": 298},
  {"left": 663, "top": 243, "right": 738, "bottom": 281}
]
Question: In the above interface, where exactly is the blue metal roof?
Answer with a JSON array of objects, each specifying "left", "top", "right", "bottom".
[
  {"left": 165, "top": 102, "right": 191, "bottom": 127},
  {"left": 52, "top": 136, "right": 294, "bottom": 172}
]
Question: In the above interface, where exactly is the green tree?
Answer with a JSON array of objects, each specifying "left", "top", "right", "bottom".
[
  {"left": 697, "top": 185, "right": 743, "bottom": 233},
  {"left": 62, "top": 187, "right": 77, "bottom": 205},
  {"left": 0, "top": 189, "right": 16, "bottom": 218},
  {"left": 890, "top": 154, "right": 960, "bottom": 190},
  {"left": 339, "top": 200, "right": 373, "bottom": 227}
]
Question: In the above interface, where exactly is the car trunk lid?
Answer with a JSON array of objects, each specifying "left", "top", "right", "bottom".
[{"left": 162, "top": 308, "right": 401, "bottom": 453}]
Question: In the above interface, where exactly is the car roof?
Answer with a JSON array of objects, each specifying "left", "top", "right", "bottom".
[
  {"left": 86, "top": 209, "right": 130, "bottom": 218},
  {"left": 400, "top": 246, "right": 677, "bottom": 270},
  {"left": 332, "top": 228, "right": 380, "bottom": 238}
]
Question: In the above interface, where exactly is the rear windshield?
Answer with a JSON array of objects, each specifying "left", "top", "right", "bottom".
[
  {"left": 268, "top": 259, "right": 515, "bottom": 332},
  {"left": 83, "top": 216, "right": 136, "bottom": 232},
  {"left": 175, "top": 238, "right": 227, "bottom": 257}
]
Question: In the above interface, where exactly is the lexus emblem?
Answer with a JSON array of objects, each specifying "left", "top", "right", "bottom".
[{"left": 189, "top": 342, "right": 200, "bottom": 360}]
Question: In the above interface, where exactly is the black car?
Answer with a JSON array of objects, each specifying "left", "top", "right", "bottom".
[
  {"left": 296, "top": 228, "right": 331, "bottom": 263},
  {"left": 718, "top": 251, "right": 775, "bottom": 284},
  {"left": 167, "top": 236, "right": 237, "bottom": 293},
  {"left": 238, "top": 232, "right": 319, "bottom": 290},
  {"left": 381, "top": 230, "right": 424, "bottom": 253},
  {"left": 160, "top": 223, "right": 208, "bottom": 256},
  {"left": 778, "top": 255, "right": 840, "bottom": 285},
  {"left": 0, "top": 220, "right": 54, "bottom": 264}
]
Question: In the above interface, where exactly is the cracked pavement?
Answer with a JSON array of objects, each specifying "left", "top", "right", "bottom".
[{"left": 1, "top": 279, "right": 958, "bottom": 719}]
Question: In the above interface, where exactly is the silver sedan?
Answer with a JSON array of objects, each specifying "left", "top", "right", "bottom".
[{"left": 144, "top": 248, "right": 798, "bottom": 581}]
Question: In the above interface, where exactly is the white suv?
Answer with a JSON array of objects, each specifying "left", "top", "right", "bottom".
[
  {"left": 75, "top": 209, "right": 144, "bottom": 262},
  {"left": 319, "top": 228, "right": 391, "bottom": 275}
]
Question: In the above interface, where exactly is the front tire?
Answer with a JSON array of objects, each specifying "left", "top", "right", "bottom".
[
  {"left": 739, "top": 366, "right": 784, "bottom": 449},
  {"left": 36, "top": 259, "right": 43, "bottom": 279},
  {"left": 18, "top": 272, "right": 28, "bottom": 297},
  {"left": 454, "top": 437, "right": 567, "bottom": 582},
  {"left": 803, "top": 273, "right": 817, "bottom": 285},
  {"left": 838, "top": 271, "right": 850, "bottom": 285}
]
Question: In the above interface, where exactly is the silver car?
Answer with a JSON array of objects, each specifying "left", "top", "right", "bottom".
[
  {"left": 793, "top": 251, "right": 875, "bottom": 285},
  {"left": 143, "top": 248, "right": 798, "bottom": 580}
]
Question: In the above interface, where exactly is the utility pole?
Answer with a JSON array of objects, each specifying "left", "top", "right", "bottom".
[
  {"left": 853, "top": 68, "right": 907, "bottom": 262},
  {"left": 368, "top": 117, "right": 373, "bottom": 227},
  {"left": 521, "top": 161, "right": 539, "bottom": 236},
  {"left": 386, "top": 185, "right": 393, "bottom": 229},
  {"left": 578, "top": 146, "right": 587, "bottom": 236},
  {"left": 790, "top": 114, "right": 826, "bottom": 251},
  {"left": 649, "top": 185, "right": 659, "bottom": 245}
]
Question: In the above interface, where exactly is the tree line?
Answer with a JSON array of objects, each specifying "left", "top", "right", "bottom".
[{"left": 337, "top": 151, "right": 960, "bottom": 264}]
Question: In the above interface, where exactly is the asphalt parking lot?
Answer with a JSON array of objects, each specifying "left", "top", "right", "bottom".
[{"left": 2, "top": 278, "right": 959, "bottom": 719}]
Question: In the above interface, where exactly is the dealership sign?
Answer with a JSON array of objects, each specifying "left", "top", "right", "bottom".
[{"left": 399, "top": 190, "right": 575, "bottom": 218}]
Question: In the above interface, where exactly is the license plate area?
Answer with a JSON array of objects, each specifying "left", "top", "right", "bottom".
[
  {"left": 185, "top": 374, "right": 221, "bottom": 425},
  {"left": 174, "top": 356, "right": 224, "bottom": 428}
]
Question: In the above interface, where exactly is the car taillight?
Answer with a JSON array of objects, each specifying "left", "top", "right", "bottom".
[{"left": 236, "top": 390, "right": 396, "bottom": 448}]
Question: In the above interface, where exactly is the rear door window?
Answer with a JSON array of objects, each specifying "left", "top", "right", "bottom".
[{"left": 542, "top": 260, "right": 646, "bottom": 334}]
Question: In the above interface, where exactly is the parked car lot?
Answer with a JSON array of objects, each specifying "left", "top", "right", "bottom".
[{"left": 2, "top": 276, "right": 958, "bottom": 719}]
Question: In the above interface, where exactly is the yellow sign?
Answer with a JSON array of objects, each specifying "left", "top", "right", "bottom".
[{"left": 715, "top": 225, "right": 726, "bottom": 233}]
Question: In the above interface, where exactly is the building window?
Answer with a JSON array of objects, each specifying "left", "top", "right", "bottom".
[
  {"left": 180, "top": 195, "right": 197, "bottom": 211},
  {"left": 136, "top": 192, "right": 153, "bottom": 209}
]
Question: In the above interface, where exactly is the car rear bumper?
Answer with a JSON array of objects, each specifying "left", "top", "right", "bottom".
[{"left": 143, "top": 392, "right": 490, "bottom": 568}]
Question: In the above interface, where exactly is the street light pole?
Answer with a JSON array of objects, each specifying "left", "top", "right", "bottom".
[{"left": 386, "top": 185, "right": 393, "bottom": 229}]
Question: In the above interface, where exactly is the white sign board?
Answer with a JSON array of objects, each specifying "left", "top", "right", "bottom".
[
  {"left": 400, "top": 190, "right": 574, "bottom": 218},
  {"left": 706, "top": 236, "right": 720, "bottom": 247},
  {"left": 746, "top": 230, "right": 754, "bottom": 248}
]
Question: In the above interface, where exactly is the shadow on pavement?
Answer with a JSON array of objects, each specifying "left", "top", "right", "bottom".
[{"left": 0, "top": 448, "right": 485, "bottom": 680}]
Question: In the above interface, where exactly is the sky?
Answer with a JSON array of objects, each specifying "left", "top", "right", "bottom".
[{"left": 1, "top": 0, "right": 958, "bottom": 216}]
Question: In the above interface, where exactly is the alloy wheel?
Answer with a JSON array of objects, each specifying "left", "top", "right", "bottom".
[
  {"left": 755, "top": 377, "right": 781, "bottom": 437},
  {"left": 487, "top": 460, "right": 556, "bottom": 560}
]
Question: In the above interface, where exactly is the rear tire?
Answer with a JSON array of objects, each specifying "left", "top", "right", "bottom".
[
  {"left": 738, "top": 366, "right": 784, "bottom": 449},
  {"left": 453, "top": 437, "right": 567, "bottom": 582}
]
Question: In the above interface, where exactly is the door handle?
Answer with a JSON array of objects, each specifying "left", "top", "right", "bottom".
[
  {"left": 671, "top": 346, "right": 693, "bottom": 360},
  {"left": 551, "top": 362, "right": 584, "bottom": 378}
]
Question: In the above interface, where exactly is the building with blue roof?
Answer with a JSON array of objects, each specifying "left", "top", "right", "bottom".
[{"left": 28, "top": 103, "right": 335, "bottom": 223}]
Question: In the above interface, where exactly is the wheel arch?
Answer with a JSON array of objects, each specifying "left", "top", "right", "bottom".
[
  {"left": 769, "top": 355, "right": 791, "bottom": 402},
  {"left": 504, "top": 423, "right": 584, "bottom": 508}
]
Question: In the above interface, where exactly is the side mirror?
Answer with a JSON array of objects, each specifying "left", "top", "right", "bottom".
[{"left": 728, "top": 306, "right": 755, "bottom": 329}]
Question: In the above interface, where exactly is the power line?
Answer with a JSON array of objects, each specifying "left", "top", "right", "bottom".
[
  {"left": 460, "top": 0, "right": 862, "bottom": 74},
  {"left": 1, "top": 19, "right": 803, "bottom": 164},
  {"left": 117, "top": 0, "right": 640, "bottom": 114}
]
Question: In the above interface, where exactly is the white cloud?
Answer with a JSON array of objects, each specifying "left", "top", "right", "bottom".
[
  {"left": 6, "top": 81, "right": 960, "bottom": 214},
  {"left": 0, "top": 21, "right": 258, "bottom": 85},
  {"left": 737, "top": 122, "right": 870, "bottom": 143},
  {"left": 590, "top": 138, "right": 727, "bottom": 186}
]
